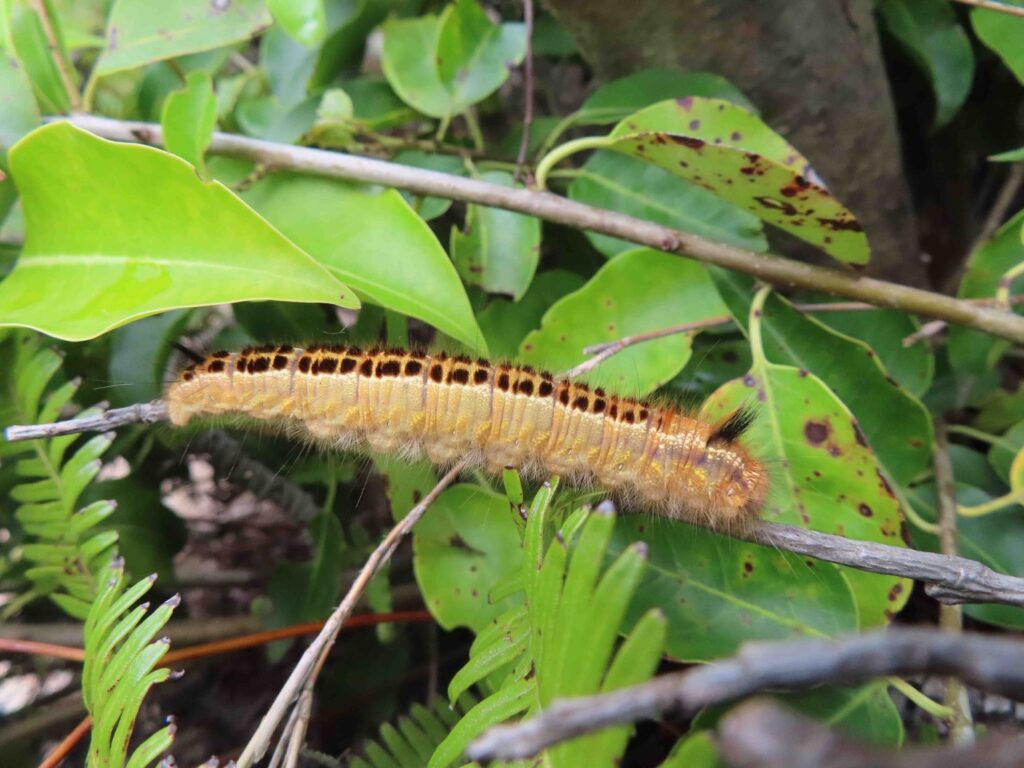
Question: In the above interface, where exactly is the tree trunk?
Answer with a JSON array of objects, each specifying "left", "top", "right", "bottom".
[{"left": 544, "top": 0, "right": 926, "bottom": 286}]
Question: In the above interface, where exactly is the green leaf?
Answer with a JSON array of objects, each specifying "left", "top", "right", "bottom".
[
  {"left": 948, "top": 210, "right": 1024, "bottom": 374},
  {"left": 435, "top": 0, "right": 526, "bottom": 114},
  {"left": 519, "top": 248, "right": 728, "bottom": 395},
  {"left": 241, "top": 172, "right": 485, "bottom": 354},
  {"left": 345, "top": 77, "right": 417, "bottom": 131},
  {"left": 807, "top": 300, "right": 935, "bottom": 398},
  {"left": 712, "top": 274, "right": 934, "bottom": 487},
  {"left": 160, "top": 69, "right": 217, "bottom": 176},
  {"left": 477, "top": 269, "right": 585, "bottom": 359},
  {"left": 381, "top": 0, "right": 526, "bottom": 119},
  {"left": 6, "top": 1, "right": 73, "bottom": 113},
  {"left": 569, "top": 151, "right": 766, "bottom": 256},
  {"left": 413, "top": 484, "right": 524, "bottom": 631},
  {"left": 971, "top": 0, "right": 1024, "bottom": 84},
  {"left": 381, "top": 14, "right": 450, "bottom": 118},
  {"left": 269, "top": 510, "right": 343, "bottom": 627},
  {"left": 0, "top": 122, "right": 356, "bottom": 340},
  {"left": 268, "top": 0, "right": 326, "bottom": 46},
  {"left": 613, "top": 517, "right": 857, "bottom": 660},
  {"left": 702, "top": 362, "right": 911, "bottom": 628},
  {"left": 878, "top": 0, "right": 974, "bottom": 126},
  {"left": 0, "top": 50, "right": 41, "bottom": 164},
  {"left": 672, "top": 335, "right": 751, "bottom": 400},
  {"left": 992, "top": 145, "right": 1024, "bottom": 162},
  {"left": 451, "top": 170, "right": 540, "bottom": 300},
  {"left": 428, "top": 679, "right": 533, "bottom": 768},
  {"left": 94, "top": 0, "right": 273, "bottom": 76},
  {"left": 783, "top": 683, "right": 904, "bottom": 746},
  {"left": 576, "top": 69, "right": 757, "bottom": 125},
  {"left": 660, "top": 731, "right": 721, "bottom": 768},
  {"left": 606, "top": 98, "right": 869, "bottom": 265}
]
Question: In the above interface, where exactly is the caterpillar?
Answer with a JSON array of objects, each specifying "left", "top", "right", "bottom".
[{"left": 166, "top": 345, "right": 768, "bottom": 529}]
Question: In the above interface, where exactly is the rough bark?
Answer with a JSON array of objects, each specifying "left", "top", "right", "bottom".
[{"left": 543, "top": 0, "right": 926, "bottom": 286}]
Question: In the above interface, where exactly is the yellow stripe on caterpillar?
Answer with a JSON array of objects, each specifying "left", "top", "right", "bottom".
[{"left": 166, "top": 345, "right": 768, "bottom": 529}]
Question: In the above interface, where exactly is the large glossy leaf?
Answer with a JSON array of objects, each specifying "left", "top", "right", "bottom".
[
  {"left": 569, "top": 151, "right": 766, "bottom": 256},
  {"left": 612, "top": 517, "right": 857, "bottom": 660},
  {"left": 413, "top": 484, "right": 524, "bottom": 632},
  {"left": 311, "top": 0, "right": 399, "bottom": 89},
  {"left": 575, "top": 69, "right": 757, "bottom": 125},
  {"left": 713, "top": 272, "right": 934, "bottom": 487},
  {"left": 519, "top": 248, "right": 728, "bottom": 395},
  {"left": 94, "top": 0, "right": 272, "bottom": 76},
  {"left": 948, "top": 210, "right": 1024, "bottom": 374},
  {"left": 450, "top": 170, "right": 540, "bottom": 300},
  {"left": 0, "top": 123, "right": 356, "bottom": 340},
  {"left": 606, "top": 99, "right": 869, "bottom": 265},
  {"left": 241, "top": 172, "right": 486, "bottom": 353},
  {"left": 879, "top": 0, "right": 974, "bottom": 126},
  {"left": 971, "top": 0, "right": 1024, "bottom": 84},
  {"left": 381, "top": 0, "right": 525, "bottom": 119}
]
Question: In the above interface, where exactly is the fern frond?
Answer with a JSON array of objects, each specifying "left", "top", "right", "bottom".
[
  {"left": 344, "top": 692, "right": 479, "bottom": 768},
  {"left": 1, "top": 334, "right": 118, "bottom": 618},
  {"left": 84, "top": 557, "right": 177, "bottom": 768},
  {"left": 427, "top": 484, "right": 666, "bottom": 768}
]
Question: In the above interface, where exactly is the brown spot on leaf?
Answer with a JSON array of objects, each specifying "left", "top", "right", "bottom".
[
  {"left": 804, "top": 420, "right": 830, "bottom": 445},
  {"left": 858, "top": 503, "right": 873, "bottom": 517}
]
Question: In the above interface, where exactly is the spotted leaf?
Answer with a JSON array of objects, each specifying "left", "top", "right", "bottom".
[{"left": 605, "top": 98, "right": 870, "bottom": 265}]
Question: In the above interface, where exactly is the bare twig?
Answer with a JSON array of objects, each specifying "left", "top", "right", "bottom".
[
  {"left": 57, "top": 115, "right": 1024, "bottom": 345},
  {"left": 933, "top": 420, "right": 975, "bottom": 743},
  {"left": 741, "top": 519, "right": 1024, "bottom": 607},
  {"left": 467, "top": 628, "right": 1024, "bottom": 761},
  {"left": 718, "top": 698, "right": 1024, "bottom": 768},
  {"left": 903, "top": 318, "right": 948, "bottom": 347},
  {"left": 235, "top": 460, "right": 466, "bottom": 768},
  {"left": 515, "top": 0, "right": 535, "bottom": 176},
  {"left": 3, "top": 400, "right": 168, "bottom": 442},
  {"left": 948, "top": 0, "right": 1024, "bottom": 18}
]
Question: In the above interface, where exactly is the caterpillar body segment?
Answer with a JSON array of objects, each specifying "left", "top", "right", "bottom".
[{"left": 167, "top": 345, "right": 768, "bottom": 528}]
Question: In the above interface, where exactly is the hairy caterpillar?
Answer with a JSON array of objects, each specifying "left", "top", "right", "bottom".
[{"left": 167, "top": 345, "right": 768, "bottom": 528}]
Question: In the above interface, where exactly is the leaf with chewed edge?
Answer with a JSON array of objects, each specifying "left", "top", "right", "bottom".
[
  {"left": 0, "top": 122, "right": 356, "bottom": 341},
  {"left": 605, "top": 98, "right": 869, "bottom": 265}
]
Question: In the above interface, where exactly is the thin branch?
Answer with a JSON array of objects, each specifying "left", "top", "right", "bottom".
[
  {"left": 58, "top": 115, "right": 1024, "bottom": 345},
  {"left": 718, "top": 698, "right": 1024, "bottom": 768},
  {"left": 235, "top": 460, "right": 467, "bottom": 768},
  {"left": 467, "top": 628, "right": 1024, "bottom": 761},
  {"left": 3, "top": 400, "right": 168, "bottom": 442},
  {"left": 741, "top": 519, "right": 1024, "bottom": 607},
  {"left": 933, "top": 419, "right": 975, "bottom": 743},
  {"left": 27, "top": 0, "right": 80, "bottom": 112},
  {"left": 948, "top": 0, "right": 1024, "bottom": 18},
  {"left": 515, "top": 0, "right": 535, "bottom": 176}
]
